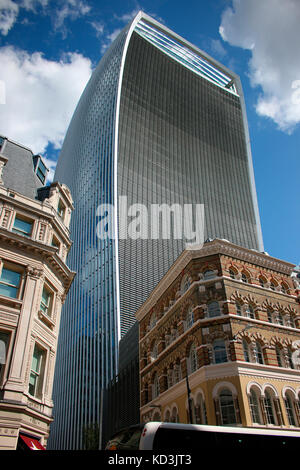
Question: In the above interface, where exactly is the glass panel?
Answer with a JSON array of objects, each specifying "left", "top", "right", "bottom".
[
  {"left": 40, "top": 287, "right": 51, "bottom": 314},
  {"left": 250, "top": 390, "right": 261, "bottom": 424},
  {"left": 214, "top": 340, "right": 227, "bottom": 364},
  {"left": 208, "top": 301, "right": 220, "bottom": 317},
  {"left": 220, "top": 390, "right": 236, "bottom": 425},
  {"left": 13, "top": 217, "right": 32, "bottom": 236},
  {"left": 0, "top": 268, "right": 21, "bottom": 298}
]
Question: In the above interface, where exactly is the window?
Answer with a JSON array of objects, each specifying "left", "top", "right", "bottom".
[
  {"left": 57, "top": 199, "right": 66, "bottom": 220},
  {"left": 149, "top": 312, "right": 156, "bottom": 329},
  {"left": 245, "top": 304, "right": 255, "bottom": 319},
  {"left": 249, "top": 389, "right": 263, "bottom": 424},
  {"left": 254, "top": 342, "right": 264, "bottom": 365},
  {"left": 235, "top": 301, "right": 242, "bottom": 316},
  {"left": 241, "top": 273, "right": 248, "bottom": 283},
  {"left": 189, "top": 343, "right": 198, "bottom": 373},
  {"left": 151, "top": 342, "right": 158, "bottom": 361},
  {"left": 51, "top": 235, "right": 61, "bottom": 251},
  {"left": 259, "top": 276, "right": 266, "bottom": 288},
  {"left": 203, "top": 270, "right": 215, "bottom": 280},
  {"left": 0, "top": 266, "right": 21, "bottom": 298},
  {"left": 270, "top": 281, "right": 276, "bottom": 291},
  {"left": 213, "top": 339, "right": 227, "bottom": 364},
  {"left": 12, "top": 215, "right": 33, "bottom": 237},
  {"left": 277, "top": 312, "right": 284, "bottom": 326},
  {"left": 173, "top": 363, "right": 182, "bottom": 384},
  {"left": 36, "top": 159, "right": 47, "bottom": 184},
  {"left": 287, "top": 347, "right": 295, "bottom": 369},
  {"left": 219, "top": 389, "right": 237, "bottom": 425},
  {"left": 267, "top": 309, "right": 273, "bottom": 323},
  {"left": 40, "top": 285, "right": 53, "bottom": 317},
  {"left": 264, "top": 391, "right": 276, "bottom": 425},
  {"left": 186, "top": 308, "right": 194, "bottom": 329},
  {"left": 275, "top": 346, "right": 284, "bottom": 367},
  {"left": 0, "top": 136, "right": 4, "bottom": 150},
  {"left": 229, "top": 269, "right": 236, "bottom": 279},
  {"left": 285, "top": 395, "right": 296, "bottom": 426},
  {"left": 243, "top": 340, "right": 250, "bottom": 362},
  {"left": 287, "top": 314, "right": 295, "bottom": 328},
  {"left": 207, "top": 301, "right": 221, "bottom": 318},
  {"left": 29, "top": 344, "right": 45, "bottom": 398},
  {"left": 181, "top": 275, "right": 191, "bottom": 294},
  {"left": 152, "top": 373, "right": 160, "bottom": 399},
  {"left": 0, "top": 331, "right": 10, "bottom": 382}
]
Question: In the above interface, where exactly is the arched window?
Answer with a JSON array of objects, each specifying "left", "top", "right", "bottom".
[
  {"left": 229, "top": 269, "right": 236, "bottom": 279},
  {"left": 188, "top": 343, "right": 198, "bottom": 373},
  {"left": 284, "top": 393, "right": 297, "bottom": 426},
  {"left": 185, "top": 308, "right": 194, "bottom": 330},
  {"left": 287, "top": 314, "right": 296, "bottom": 328},
  {"left": 235, "top": 301, "right": 242, "bottom": 316},
  {"left": 277, "top": 312, "right": 284, "bottom": 326},
  {"left": 203, "top": 269, "right": 215, "bottom": 280},
  {"left": 152, "top": 373, "right": 160, "bottom": 399},
  {"left": 171, "top": 407, "right": 179, "bottom": 423},
  {"left": 181, "top": 275, "right": 191, "bottom": 294},
  {"left": 264, "top": 391, "right": 276, "bottom": 425},
  {"left": 267, "top": 309, "right": 274, "bottom": 323},
  {"left": 173, "top": 362, "right": 182, "bottom": 384},
  {"left": 213, "top": 339, "right": 227, "bottom": 364},
  {"left": 164, "top": 409, "right": 170, "bottom": 422},
  {"left": 275, "top": 345, "right": 285, "bottom": 367},
  {"left": 245, "top": 304, "right": 255, "bottom": 319},
  {"left": 259, "top": 276, "right": 267, "bottom": 288},
  {"left": 241, "top": 273, "right": 248, "bottom": 283},
  {"left": 219, "top": 389, "right": 237, "bottom": 425},
  {"left": 249, "top": 389, "right": 263, "bottom": 424},
  {"left": 281, "top": 283, "right": 289, "bottom": 294},
  {"left": 195, "top": 393, "right": 207, "bottom": 425},
  {"left": 243, "top": 339, "right": 251, "bottom": 362},
  {"left": 207, "top": 301, "right": 221, "bottom": 318},
  {"left": 151, "top": 342, "right": 159, "bottom": 361},
  {"left": 149, "top": 312, "right": 156, "bottom": 329},
  {"left": 270, "top": 281, "right": 277, "bottom": 291},
  {"left": 254, "top": 342, "right": 264, "bottom": 365},
  {"left": 287, "top": 347, "right": 295, "bottom": 369}
]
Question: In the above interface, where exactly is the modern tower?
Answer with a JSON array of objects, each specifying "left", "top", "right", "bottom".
[{"left": 49, "top": 12, "right": 263, "bottom": 449}]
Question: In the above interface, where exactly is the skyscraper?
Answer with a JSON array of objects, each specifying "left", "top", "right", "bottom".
[{"left": 49, "top": 12, "right": 263, "bottom": 449}]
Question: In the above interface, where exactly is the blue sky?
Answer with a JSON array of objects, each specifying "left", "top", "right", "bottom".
[{"left": 0, "top": 0, "right": 299, "bottom": 265}]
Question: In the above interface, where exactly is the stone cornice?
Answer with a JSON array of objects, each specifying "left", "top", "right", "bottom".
[
  {"left": 0, "top": 188, "right": 71, "bottom": 243},
  {"left": 135, "top": 239, "right": 295, "bottom": 322},
  {"left": 0, "top": 228, "right": 76, "bottom": 291}
]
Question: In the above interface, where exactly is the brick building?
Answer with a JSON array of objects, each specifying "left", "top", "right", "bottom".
[{"left": 136, "top": 239, "right": 300, "bottom": 429}]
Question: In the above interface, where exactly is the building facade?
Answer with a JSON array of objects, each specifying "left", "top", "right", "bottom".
[
  {"left": 0, "top": 136, "right": 75, "bottom": 450},
  {"left": 50, "top": 11, "right": 263, "bottom": 448},
  {"left": 137, "top": 239, "right": 300, "bottom": 430}
]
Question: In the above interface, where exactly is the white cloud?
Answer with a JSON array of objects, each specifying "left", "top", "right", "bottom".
[
  {"left": 0, "top": 0, "right": 19, "bottom": 35},
  {"left": 219, "top": 0, "right": 300, "bottom": 133},
  {"left": 54, "top": 0, "right": 91, "bottom": 32},
  {"left": 90, "top": 20, "right": 104, "bottom": 37},
  {"left": 0, "top": 46, "right": 92, "bottom": 155}
]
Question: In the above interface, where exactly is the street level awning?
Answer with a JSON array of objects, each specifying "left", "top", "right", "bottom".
[{"left": 19, "top": 434, "right": 45, "bottom": 450}]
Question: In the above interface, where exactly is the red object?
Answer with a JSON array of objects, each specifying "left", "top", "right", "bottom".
[{"left": 19, "top": 434, "right": 45, "bottom": 450}]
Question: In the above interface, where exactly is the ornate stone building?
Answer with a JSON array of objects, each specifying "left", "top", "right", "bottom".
[
  {"left": 0, "top": 135, "right": 75, "bottom": 450},
  {"left": 136, "top": 239, "right": 300, "bottom": 430}
]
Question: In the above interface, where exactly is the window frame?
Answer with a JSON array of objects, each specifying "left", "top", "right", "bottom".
[
  {"left": 28, "top": 343, "right": 46, "bottom": 399},
  {"left": 0, "top": 262, "right": 24, "bottom": 300},
  {"left": 12, "top": 213, "right": 34, "bottom": 238}
]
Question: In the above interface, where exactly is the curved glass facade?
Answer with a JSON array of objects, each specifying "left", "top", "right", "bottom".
[{"left": 49, "top": 12, "right": 263, "bottom": 449}]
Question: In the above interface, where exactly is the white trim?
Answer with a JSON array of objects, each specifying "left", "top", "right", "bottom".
[{"left": 113, "top": 11, "right": 144, "bottom": 346}]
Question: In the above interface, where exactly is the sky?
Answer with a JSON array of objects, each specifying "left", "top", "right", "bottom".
[{"left": 0, "top": 0, "right": 299, "bottom": 266}]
